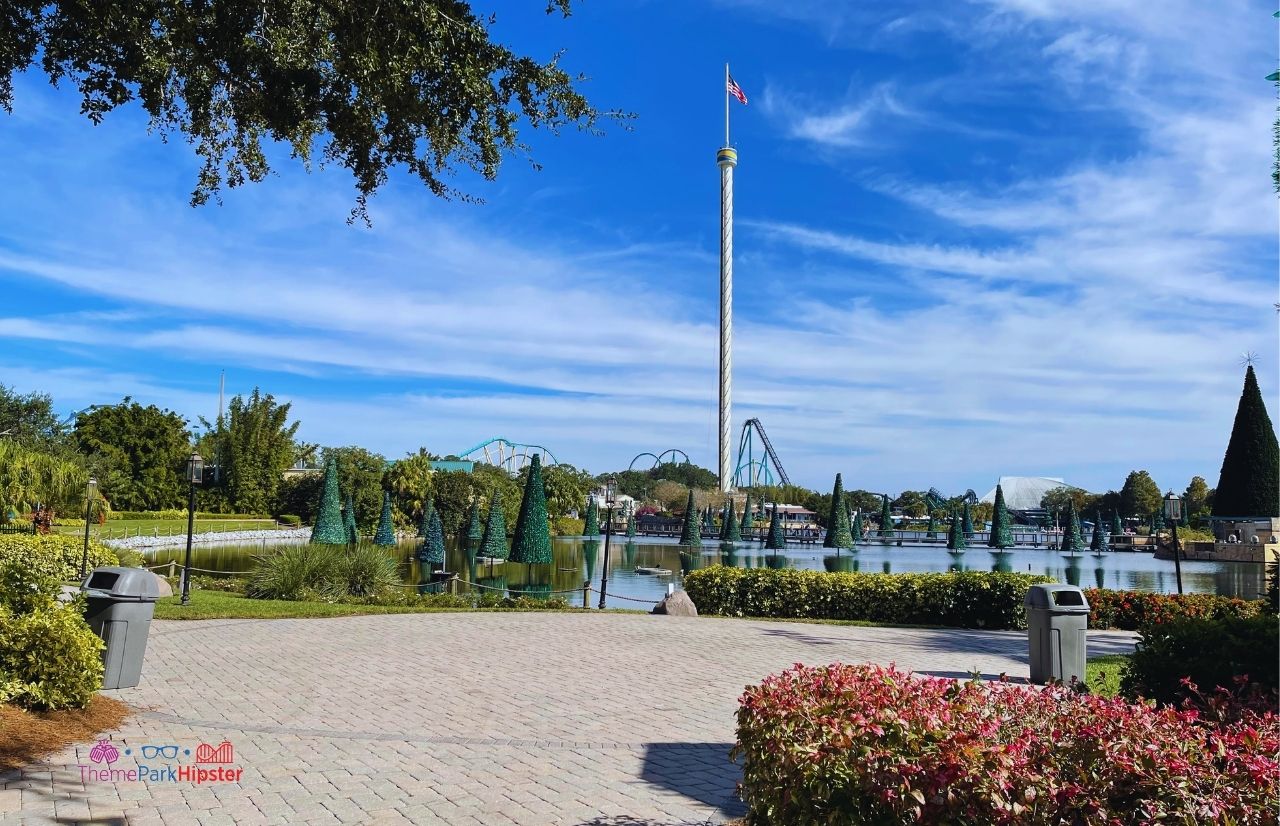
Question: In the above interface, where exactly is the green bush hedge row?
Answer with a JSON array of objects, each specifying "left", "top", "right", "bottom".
[
  {"left": 109, "top": 510, "right": 276, "bottom": 521},
  {"left": 683, "top": 567, "right": 1054, "bottom": 630},
  {"left": 1122, "top": 614, "right": 1279, "bottom": 707}
]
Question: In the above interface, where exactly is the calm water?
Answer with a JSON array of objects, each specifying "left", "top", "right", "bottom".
[{"left": 143, "top": 534, "right": 1267, "bottom": 609}]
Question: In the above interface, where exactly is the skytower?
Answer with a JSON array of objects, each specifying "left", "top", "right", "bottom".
[{"left": 718, "top": 66, "right": 747, "bottom": 492}]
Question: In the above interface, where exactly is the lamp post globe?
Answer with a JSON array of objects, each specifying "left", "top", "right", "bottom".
[
  {"left": 1163, "top": 491, "right": 1184, "bottom": 595},
  {"left": 181, "top": 452, "right": 204, "bottom": 606},
  {"left": 597, "top": 476, "right": 619, "bottom": 610}
]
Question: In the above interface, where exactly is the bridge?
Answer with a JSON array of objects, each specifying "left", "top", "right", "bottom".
[{"left": 456, "top": 438, "right": 558, "bottom": 473}]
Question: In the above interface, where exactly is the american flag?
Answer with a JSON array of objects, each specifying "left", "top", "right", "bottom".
[{"left": 727, "top": 74, "right": 748, "bottom": 105}]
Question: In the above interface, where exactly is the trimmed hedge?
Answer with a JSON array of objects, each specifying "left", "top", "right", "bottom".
[
  {"left": 1085, "top": 589, "right": 1266, "bottom": 630},
  {"left": 108, "top": 510, "right": 275, "bottom": 521},
  {"left": 683, "top": 567, "right": 1053, "bottom": 630},
  {"left": 735, "top": 663, "right": 1279, "bottom": 826},
  {"left": 1122, "top": 614, "right": 1279, "bottom": 708},
  {"left": 0, "top": 603, "right": 104, "bottom": 710}
]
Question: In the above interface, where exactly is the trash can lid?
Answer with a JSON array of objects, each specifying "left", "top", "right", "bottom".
[
  {"left": 82, "top": 566, "right": 161, "bottom": 602},
  {"left": 1025, "top": 583, "right": 1090, "bottom": 610}
]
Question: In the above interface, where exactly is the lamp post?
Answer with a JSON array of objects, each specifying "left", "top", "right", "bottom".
[
  {"left": 597, "top": 476, "right": 618, "bottom": 610},
  {"left": 1163, "top": 491, "right": 1183, "bottom": 595},
  {"left": 79, "top": 477, "right": 97, "bottom": 578},
  {"left": 181, "top": 452, "right": 203, "bottom": 606}
]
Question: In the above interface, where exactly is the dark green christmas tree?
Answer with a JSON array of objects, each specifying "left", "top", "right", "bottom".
[
  {"left": 1111, "top": 510, "right": 1123, "bottom": 537},
  {"left": 925, "top": 512, "right": 938, "bottom": 539},
  {"left": 1090, "top": 510, "right": 1109, "bottom": 553},
  {"left": 878, "top": 495, "right": 894, "bottom": 537},
  {"left": 418, "top": 508, "right": 446, "bottom": 567},
  {"left": 823, "top": 473, "right": 854, "bottom": 549},
  {"left": 987, "top": 484, "right": 1013, "bottom": 549},
  {"left": 583, "top": 497, "right": 600, "bottom": 536},
  {"left": 678, "top": 490, "right": 699, "bottom": 546},
  {"left": 946, "top": 513, "right": 966, "bottom": 550},
  {"left": 510, "top": 454, "right": 553, "bottom": 566},
  {"left": 961, "top": 501, "right": 975, "bottom": 538},
  {"left": 417, "top": 498, "right": 434, "bottom": 538},
  {"left": 626, "top": 510, "right": 636, "bottom": 538},
  {"left": 764, "top": 505, "right": 786, "bottom": 550},
  {"left": 310, "top": 457, "right": 347, "bottom": 545},
  {"left": 740, "top": 492, "right": 754, "bottom": 534},
  {"left": 1061, "top": 498, "right": 1086, "bottom": 555},
  {"left": 1213, "top": 365, "right": 1279, "bottom": 517},
  {"left": 479, "top": 490, "right": 509, "bottom": 560},
  {"left": 724, "top": 499, "right": 741, "bottom": 543},
  {"left": 852, "top": 510, "right": 865, "bottom": 542},
  {"left": 373, "top": 490, "right": 396, "bottom": 546},
  {"left": 466, "top": 501, "right": 483, "bottom": 543},
  {"left": 343, "top": 491, "right": 358, "bottom": 544}
]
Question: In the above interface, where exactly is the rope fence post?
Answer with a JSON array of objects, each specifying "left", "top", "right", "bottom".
[
  {"left": 169, "top": 560, "right": 176, "bottom": 579},
  {"left": 582, "top": 580, "right": 589, "bottom": 609}
]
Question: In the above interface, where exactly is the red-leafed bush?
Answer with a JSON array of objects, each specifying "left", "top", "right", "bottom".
[
  {"left": 1085, "top": 589, "right": 1265, "bottom": 630},
  {"left": 735, "top": 663, "right": 1279, "bottom": 826}
]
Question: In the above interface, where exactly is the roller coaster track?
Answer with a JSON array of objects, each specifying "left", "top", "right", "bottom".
[
  {"left": 457, "top": 438, "right": 558, "bottom": 473},
  {"left": 626, "top": 449, "right": 691, "bottom": 472},
  {"left": 733, "top": 418, "right": 790, "bottom": 488},
  {"left": 926, "top": 487, "right": 978, "bottom": 512}
]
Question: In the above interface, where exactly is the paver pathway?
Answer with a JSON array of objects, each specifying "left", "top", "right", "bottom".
[{"left": 3, "top": 612, "right": 1136, "bottom": 825}]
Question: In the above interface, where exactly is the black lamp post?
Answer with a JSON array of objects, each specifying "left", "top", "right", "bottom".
[
  {"left": 79, "top": 477, "right": 97, "bottom": 578},
  {"left": 180, "top": 452, "right": 203, "bottom": 606},
  {"left": 597, "top": 476, "right": 618, "bottom": 610},
  {"left": 1163, "top": 490, "right": 1183, "bottom": 595}
]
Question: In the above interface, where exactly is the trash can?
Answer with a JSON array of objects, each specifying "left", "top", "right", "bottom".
[
  {"left": 1025, "top": 584, "right": 1089, "bottom": 686},
  {"left": 81, "top": 567, "right": 160, "bottom": 690}
]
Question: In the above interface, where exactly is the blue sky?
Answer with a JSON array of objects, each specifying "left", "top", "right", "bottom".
[{"left": 0, "top": 0, "right": 1275, "bottom": 496}]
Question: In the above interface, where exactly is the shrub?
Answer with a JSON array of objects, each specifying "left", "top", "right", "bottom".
[
  {"left": 1085, "top": 589, "right": 1265, "bottom": 630},
  {"left": 275, "top": 514, "right": 302, "bottom": 527},
  {"left": 551, "top": 516, "right": 585, "bottom": 537},
  {"left": 1122, "top": 614, "right": 1279, "bottom": 708},
  {"left": 0, "top": 534, "right": 118, "bottom": 612},
  {"left": 683, "top": 567, "right": 1053, "bottom": 629},
  {"left": 735, "top": 662, "right": 1280, "bottom": 826},
  {"left": 0, "top": 603, "right": 104, "bottom": 710},
  {"left": 246, "top": 543, "right": 400, "bottom": 601}
]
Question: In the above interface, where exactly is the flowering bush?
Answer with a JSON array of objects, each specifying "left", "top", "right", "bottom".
[
  {"left": 1085, "top": 589, "right": 1265, "bottom": 630},
  {"left": 735, "top": 663, "right": 1280, "bottom": 826},
  {"left": 684, "top": 568, "right": 1053, "bottom": 629}
]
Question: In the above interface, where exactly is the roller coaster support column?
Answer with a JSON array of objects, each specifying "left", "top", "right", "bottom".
[{"left": 717, "top": 144, "right": 737, "bottom": 493}]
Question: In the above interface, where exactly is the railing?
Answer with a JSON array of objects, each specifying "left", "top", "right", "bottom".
[{"left": 0, "top": 523, "right": 35, "bottom": 535}]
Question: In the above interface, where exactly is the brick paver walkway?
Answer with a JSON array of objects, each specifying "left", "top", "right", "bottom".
[{"left": 3, "top": 613, "right": 1136, "bottom": 825}]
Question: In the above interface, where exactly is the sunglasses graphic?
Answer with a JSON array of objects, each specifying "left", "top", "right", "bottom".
[{"left": 140, "top": 745, "right": 179, "bottom": 759}]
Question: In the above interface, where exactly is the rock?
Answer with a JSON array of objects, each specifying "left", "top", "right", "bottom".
[
  {"left": 651, "top": 589, "right": 698, "bottom": 617},
  {"left": 153, "top": 572, "right": 174, "bottom": 598}
]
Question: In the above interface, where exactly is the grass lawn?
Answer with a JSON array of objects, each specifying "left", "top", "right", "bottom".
[
  {"left": 1, "top": 696, "right": 130, "bottom": 771},
  {"left": 1085, "top": 654, "right": 1130, "bottom": 697},
  {"left": 55, "top": 518, "right": 285, "bottom": 540},
  {"left": 153, "top": 589, "right": 609, "bottom": 620}
]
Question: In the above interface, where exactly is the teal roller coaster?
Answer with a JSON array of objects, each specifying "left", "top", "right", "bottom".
[
  {"left": 457, "top": 438, "right": 558, "bottom": 473},
  {"left": 733, "top": 418, "right": 790, "bottom": 488}
]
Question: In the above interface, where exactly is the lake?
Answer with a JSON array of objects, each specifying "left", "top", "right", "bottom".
[{"left": 142, "top": 534, "right": 1267, "bottom": 609}]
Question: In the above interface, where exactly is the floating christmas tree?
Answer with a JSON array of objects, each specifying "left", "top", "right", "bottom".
[
  {"left": 925, "top": 512, "right": 938, "bottom": 540},
  {"left": 724, "top": 498, "right": 741, "bottom": 543},
  {"left": 583, "top": 497, "right": 600, "bottom": 536},
  {"left": 987, "top": 484, "right": 1012, "bottom": 549},
  {"left": 310, "top": 457, "right": 347, "bottom": 545},
  {"left": 1213, "top": 365, "right": 1279, "bottom": 517},
  {"left": 823, "top": 473, "right": 854, "bottom": 549},
  {"left": 509, "top": 454, "right": 553, "bottom": 566},
  {"left": 764, "top": 505, "right": 786, "bottom": 550},
  {"left": 852, "top": 510, "right": 865, "bottom": 542},
  {"left": 1111, "top": 510, "right": 1123, "bottom": 537},
  {"left": 1061, "top": 498, "right": 1086, "bottom": 555},
  {"left": 466, "top": 501, "right": 483, "bottom": 543},
  {"left": 419, "top": 507, "right": 446, "bottom": 568},
  {"left": 678, "top": 490, "right": 699, "bottom": 546},
  {"left": 946, "top": 513, "right": 967, "bottom": 551},
  {"left": 740, "top": 491, "right": 754, "bottom": 535},
  {"left": 417, "top": 498, "right": 433, "bottom": 539},
  {"left": 479, "top": 490, "right": 509, "bottom": 560},
  {"left": 625, "top": 510, "right": 636, "bottom": 538},
  {"left": 1090, "top": 510, "right": 1109, "bottom": 553},
  {"left": 373, "top": 490, "right": 396, "bottom": 545},
  {"left": 961, "top": 501, "right": 975, "bottom": 538},
  {"left": 878, "top": 495, "right": 894, "bottom": 537}
]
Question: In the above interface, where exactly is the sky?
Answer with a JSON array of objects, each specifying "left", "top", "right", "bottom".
[{"left": 0, "top": 0, "right": 1276, "bottom": 496}]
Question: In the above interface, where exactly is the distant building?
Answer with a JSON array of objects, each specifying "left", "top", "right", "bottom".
[
  {"left": 427, "top": 460, "right": 474, "bottom": 474},
  {"left": 980, "top": 477, "right": 1070, "bottom": 512},
  {"left": 761, "top": 503, "right": 819, "bottom": 531}
]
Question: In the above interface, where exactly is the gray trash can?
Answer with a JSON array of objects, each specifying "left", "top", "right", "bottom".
[
  {"left": 82, "top": 567, "right": 160, "bottom": 689},
  {"left": 1025, "top": 584, "right": 1089, "bottom": 686}
]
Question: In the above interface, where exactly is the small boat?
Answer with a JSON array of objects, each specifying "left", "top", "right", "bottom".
[{"left": 634, "top": 566, "right": 672, "bottom": 576}]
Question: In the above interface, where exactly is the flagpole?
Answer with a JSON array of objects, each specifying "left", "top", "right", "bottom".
[{"left": 725, "top": 63, "right": 730, "bottom": 146}]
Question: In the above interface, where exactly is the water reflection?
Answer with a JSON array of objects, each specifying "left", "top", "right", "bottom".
[{"left": 143, "top": 535, "right": 1267, "bottom": 609}]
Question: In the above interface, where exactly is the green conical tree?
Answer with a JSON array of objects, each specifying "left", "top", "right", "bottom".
[
  {"left": 678, "top": 490, "right": 699, "bottom": 546},
  {"left": 724, "top": 499, "right": 741, "bottom": 543},
  {"left": 466, "top": 501, "right": 483, "bottom": 543},
  {"left": 479, "top": 490, "right": 509, "bottom": 560},
  {"left": 764, "top": 505, "right": 786, "bottom": 550},
  {"left": 823, "top": 473, "right": 854, "bottom": 548},
  {"left": 925, "top": 512, "right": 938, "bottom": 539},
  {"left": 878, "top": 495, "right": 894, "bottom": 537},
  {"left": 343, "top": 492, "right": 359, "bottom": 544},
  {"left": 417, "top": 498, "right": 434, "bottom": 538},
  {"left": 1061, "top": 498, "right": 1086, "bottom": 554},
  {"left": 1090, "top": 510, "right": 1109, "bottom": 553},
  {"left": 961, "top": 501, "right": 975, "bottom": 538},
  {"left": 1213, "top": 365, "right": 1280, "bottom": 517},
  {"left": 852, "top": 510, "right": 865, "bottom": 542},
  {"left": 419, "top": 508, "right": 446, "bottom": 567},
  {"left": 625, "top": 511, "right": 636, "bottom": 538},
  {"left": 583, "top": 497, "right": 600, "bottom": 536},
  {"left": 740, "top": 492, "right": 754, "bottom": 535},
  {"left": 510, "top": 454, "right": 553, "bottom": 566},
  {"left": 1111, "top": 510, "right": 1123, "bottom": 537},
  {"left": 718, "top": 502, "right": 729, "bottom": 541},
  {"left": 373, "top": 490, "right": 396, "bottom": 545},
  {"left": 946, "top": 513, "right": 967, "bottom": 550},
  {"left": 310, "top": 457, "right": 347, "bottom": 544},
  {"left": 987, "top": 485, "right": 1013, "bottom": 549}
]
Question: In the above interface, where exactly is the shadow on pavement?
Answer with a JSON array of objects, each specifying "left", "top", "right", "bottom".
[
  {"left": 574, "top": 817, "right": 721, "bottom": 826},
  {"left": 638, "top": 742, "right": 745, "bottom": 821}
]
